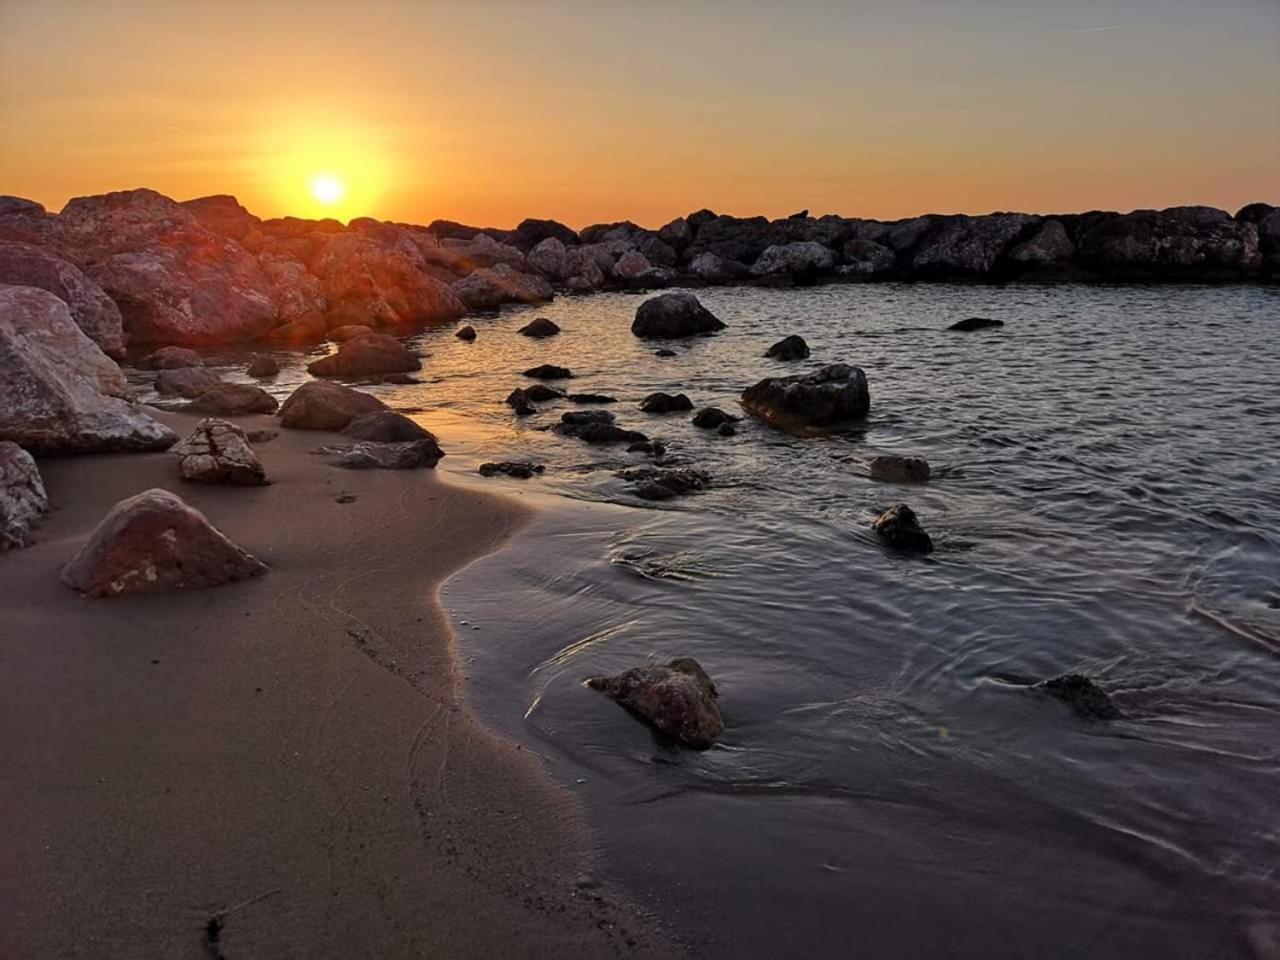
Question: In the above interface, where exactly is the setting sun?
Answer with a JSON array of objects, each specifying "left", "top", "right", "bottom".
[{"left": 309, "top": 173, "right": 346, "bottom": 206}]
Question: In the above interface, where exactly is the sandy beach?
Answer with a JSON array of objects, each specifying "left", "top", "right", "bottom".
[{"left": 0, "top": 410, "right": 674, "bottom": 959}]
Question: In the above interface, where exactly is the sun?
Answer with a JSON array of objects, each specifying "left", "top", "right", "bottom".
[{"left": 309, "top": 173, "right": 346, "bottom": 206}]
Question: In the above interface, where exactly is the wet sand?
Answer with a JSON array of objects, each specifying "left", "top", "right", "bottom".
[{"left": 0, "top": 410, "right": 674, "bottom": 959}]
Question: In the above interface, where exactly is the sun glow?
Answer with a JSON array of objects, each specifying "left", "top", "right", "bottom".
[{"left": 309, "top": 173, "right": 346, "bottom": 206}]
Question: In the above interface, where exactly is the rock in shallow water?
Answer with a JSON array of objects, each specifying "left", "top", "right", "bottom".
[
  {"left": 585, "top": 657, "right": 723, "bottom": 748},
  {"left": 524, "top": 363, "right": 572, "bottom": 380},
  {"left": 554, "top": 410, "right": 649, "bottom": 445},
  {"left": 691, "top": 406, "right": 740, "bottom": 429},
  {"left": 618, "top": 466, "right": 710, "bottom": 501},
  {"left": 1037, "top": 673, "right": 1123, "bottom": 720},
  {"left": 872, "top": 504, "right": 934, "bottom": 554},
  {"left": 279, "top": 381, "right": 387, "bottom": 431},
  {"left": 188, "top": 383, "right": 279, "bottom": 416},
  {"left": 948, "top": 317, "right": 1004, "bottom": 332},
  {"left": 478, "top": 461, "right": 544, "bottom": 479},
  {"left": 869, "top": 455, "right": 931, "bottom": 483},
  {"left": 172, "top": 418, "right": 270, "bottom": 486},
  {"left": 765, "top": 334, "right": 810, "bottom": 360},
  {"left": 139, "top": 346, "right": 203, "bottom": 370},
  {"left": 639, "top": 392, "right": 693, "bottom": 414},
  {"left": 321, "top": 438, "right": 445, "bottom": 470},
  {"left": 155, "top": 366, "right": 222, "bottom": 398},
  {"left": 0, "top": 441, "right": 48, "bottom": 551},
  {"left": 740, "top": 363, "right": 870, "bottom": 434},
  {"left": 307, "top": 332, "right": 421, "bottom": 378},
  {"left": 518, "top": 317, "right": 561, "bottom": 338},
  {"left": 455, "top": 324, "right": 477, "bottom": 341},
  {"left": 246, "top": 355, "right": 279, "bottom": 378},
  {"left": 631, "top": 292, "right": 726, "bottom": 339}
]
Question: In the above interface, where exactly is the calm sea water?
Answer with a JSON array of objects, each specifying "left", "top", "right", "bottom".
[{"left": 139, "top": 283, "right": 1280, "bottom": 958}]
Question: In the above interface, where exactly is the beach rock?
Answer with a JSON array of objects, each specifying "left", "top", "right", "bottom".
[
  {"left": 840, "top": 239, "right": 897, "bottom": 277},
  {"left": 1037, "top": 673, "right": 1123, "bottom": 720},
  {"left": 741, "top": 363, "right": 870, "bottom": 433},
  {"left": 455, "top": 324, "right": 477, "bottom": 341},
  {"left": 687, "top": 252, "right": 749, "bottom": 285},
  {"left": 307, "top": 333, "right": 421, "bottom": 377},
  {"left": 518, "top": 317, "right": 561, "bottom": 338},
  {"left": 479, "top": 461, "right": 544, "bottom": 479},
  {"left": 691, "top": 407, "right": 739, "bottom": 429},
  {"left": 618, "top": 466, "right": 710, "bottom": 501},
  {"left": 0, "top": 286, "right": 175, "bottom": 454},
  {"left": 752, "top": 241, "right": 837, "bottom": 278},
  {"left": 567, "top": 393, "right": 616, "bottom": 404},
  {"left": 246, "top": 355, "right": 279, "bottom": 378},
  {"left": 172, "top": 418, "right": 269, "bottom": 486},
  {"left": 554, "top": 410, "right": 648, "bottom": 445},
  {"left": 524, "top": 363, "right": 572, "bottom": 380},
  {"left": 869, "top": 455, "right": 931, "bottom": 483},
  {"left": 279, "top": 381, "right": 387, "bottom": 431},
  {"left": 328, "top": 324, "right": 376, "bottom": 342},
  {"left": 0, "top": 241, "right": 125, "bottom": 357},
  {"left": 188, "top": 383, "right": 279, "bottom": 416},
  {"left": 155, "top": 366, "right": 222, "bottom": 398},
  {"left": 451, "top": 264, "right": 553, "bottom": 310},
  {"left": 585, "top": 657, "right": 723, "bottom": 748},
  {"left": 685, "top": 214, "right": 777, "bottom": 265},
  {"left": 0, "top": 196, "right": 46, "bottom": 218},
  {"left": 0, "top": 442, "right": 48, "bottom": 551},
  {"left": 639, "top": 392, "right": 693, "bottom": 414},
  {"left": 948, "top": 317, "right": 1004, "bottom": 332},
  {"left": 140, "top": 346, "right": 202, "bottom": 370},
  {"left": 325, "top": 438, "right": 444, "bottom": 470},
  {"left": 60, "top": 488, "right": 267, "bottom": 597},
  {"left": 340, "top": 411, "right": 432, "bottom": 443},
  {"left": 872, "top": 504, "right": 934, "bottom": 554},
  {"left": 1007, "top": 219, "right": 1075, "bottom": 267},
  {"left": 505, "top": 389, "right": 538, "bottom": 417},
  {"left": 765, "top": 334, "right": 810, "bottom": 360},
  {"left": 655, "top": 349, "right": 677, "bottom": 358},
  {"left": 632, "top": 293, "right": 726, "bottom": 339},
  {"left": 181, "top": 194, "right": 262, "bottom": 242}
]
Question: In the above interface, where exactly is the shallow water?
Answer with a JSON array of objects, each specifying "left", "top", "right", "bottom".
[{"left": 138, "top": 283, "right": 1280, "bottom": 957}]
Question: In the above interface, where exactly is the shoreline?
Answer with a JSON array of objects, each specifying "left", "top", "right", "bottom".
[{"left": 0, "top": 410, "right": 676, "bottom": 959}]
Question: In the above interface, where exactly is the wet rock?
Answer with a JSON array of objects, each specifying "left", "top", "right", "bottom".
[
  {"left": 639, "top": 392, "right": 693, "bottom": 414},
  {"left": 869, "top": 455, "right": 931, "bottom": 483},
  {"left": 246, "top": 355, "right": 279, "bottom": 378},
  {"left": 323, "top": 438, "right": 444, "bottom": 470},
  {"left": 188, "top": 383, "right": 279, "bottom": 416},
  {"left": 506, "top": 390, "right": 537, "bottom": 417},
  {"left": 0, "top": 441, "right": 48, "bottom": 551},
  {"left": 740, "top": 363, "right": 870, "bottom": 433},
  {"left": 455, "top": 324, "right": 477, "bottom": 341},
  {"left": 524, "top": 363, "right": 572, "bottom": 380},
  {"left": 717, "top": 422, "right": 736, "bottom": 437},
  {"left": 691, "top": 407, "right": 740, "bottom": 429},
  {"left": 632, "top": 292, "right": 726, "bottom": 339},
  {"left": 518, "top": 317, "right": 561, "bottom": 338},
  {"left": 262, "top": 311, "right": 327, "bottom": 345},
  {"left": 479, "top": 461, "right": 545, "bottom": 479},
  {"left": 60, "top": 488, "right": 267, "bottom": 597},
  {"left": 657, "top": 217, "right": 693, "bottom": 250},
  {"left": 618, "top": 466, "right": 710, "bottom": 501},
  {"left": 948, "top": 317, "right": 1004, "bottom": 332},
  {"left": 554, "top": 410, "right": 649, "bottom": 445},
  {"left": 172, "top": 418, "right": 270, "bottom": 486},
  {"left": 627, "top": 438, "right": 666, "bottom": 457},
  {"left": 655, "top": 349, "right": 677, "bottom": 358},
  {"left": 585, "top": 657, "right": 723, "bottom": 748},
  {"left": 155, "top": 366, "right": 222, "bottom": 398},
  {"left": 765, "top": 334, "right": 810, "bottom": 360},
  {"left": 255, "top": 252, "right": 326, "bottom": 327},
  {"left": 140, "top": 346, "right": 202, "bottom": 370},
  {"left": 1037, "top": 673, "right": 1122, "bottom": 720},
  {"left": 278, "top": 381, "right": 387, "bottom": 430},
  {"left": 567, "top": 393, "right": 616, "bottom": 404},
  {"left": 307, "top": 332, "right": 421, "bottom": 378},
  {"left": 328, "top": 324, "right": 377, "bottom": 342},
  {"left": 0, "top": 240, "right": 125, "bottom": 357},
  {"left": 872, "top": 504, "right": 934, "bottom": 554},
  {"left": 613, "top": 250, "right": 652, "bottom": 282},
  {"left": 340, "top": 411, "right": 432, "bottom": 443},
  {"left": 512, "top": 383, "right": 565, "bottom": 404},
  {"left": 451, "top": 265, "right": 553, "bottom": 310}
]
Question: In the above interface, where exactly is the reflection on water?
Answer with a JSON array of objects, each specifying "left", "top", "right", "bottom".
[{"left": 137, "top": 283, "right": 1280, "bottom": 958}]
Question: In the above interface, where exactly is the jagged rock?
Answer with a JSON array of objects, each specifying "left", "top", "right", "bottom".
[
  {"left": 685, "top": 214, "right": 777, "bottom": 264},
  {"left": 585, "top": 657, "right": 723, "bottom": 748},
  {"left": 741, "top": 363, "right": 870, "bottom": 433},
  {"left": 518, "top": 317, "right": 561, "bottom": 338},
  {"left": 872, "top": 504, "right": 934, "bottom": 553},
  {"left": 427, "top": 234, "right": 526, "bottom": 274},
  {"left": 554, "top": 410, "right": 648, "bottom": 445},
  {"left": 691, "top": 407, "right": 739, "bottom": 429},
  {"left": 869, "top": 455, "right": 931, "bottom": 483},
  {"left": 0, "top": 442, "right": 48, "bottom": 550},
  {"left": 527, "top": 238, "right": 607, "bottom": 290},
  {"left": 451, "top": 264, "right": 553, "bottom": 309},
  {"left": 524, "top": 363, "right": 572, "bottom": 380},
  {"left": 0, "top": 196, "right": 46, "bottom": 218},
  {"left": 508, "top": 394, "right": 536, "bottom": 417},
  {"left": 1037, "top": 674, "right": 1123, "bottom": 720},
  {"left": 339, "top": 411, "right": 432, "bottom": 443},
  {"left": 765, "top": 334, "right": 810, "bottom": 360},
  {"left": 188, "top": 383, "right": 278, "bottom": 416},
  {"left": 328, "top": 324, "right": 376, "bottom": 342},
  {"left": 479, "top": 461, "right": 544, "bottom": 479},
  {"left": 839, "top": 239, "right": 897, "bottom": 277},
  {"left": 0, "top": 286, "right": 175, "bottom": 453},
  {"left": 752, "top": 241, "right": 837, "bottom": 278},
  {"left": 247, "top": 355, "right": 279, "bottom": 378},
  {"left": 632, "top": 293, "right": 726, "bottom": 339},
  {"left": 948, "top": 317, "right": 1004, "bottom": 332},
  {"left": 1007, "top": 220, "right": 1075, "bottom": 267},
  {"left": 322, "top": 438, "right": 444, "bottom": 470},
  {"left": 687, "top": 252, "right": 749, "bottom": 285},
  {"left": 60, "top": 488, "right": 267, "bottom": 597},
  {"left": 155, "top": 366, "right": 222, "bottom": 398},
  {"left": 0, "top": 241, "right": 125, "bottom": 357},
  {"left": 307, "top": 333, "right": 421, "bottom": 377},
  {"left": 172, "top": 418, "right": 269, "bottom": 485},
  {"left": 639, "top": 392, "right": 693, "bottom": 413},
  {"left": 658, "top": 217, "right": 693, "bottom": 249},
  {"left": 455, "top": 324, "right": 477, "bottom": 341},
  {"left": 618, "top": 466, "right": 710, "bottom": 501},
  {"left": 279, "top": 381, "right": 387, "bottom": 430},
  {"left": 522, "top": 384, "right": 566, "bottom": 402},
  {"left": 140, "top": 346, "right": 202, "bottom": 370},
  {"left": 567, "top": 393, "right": 616, "bottom": 404}
]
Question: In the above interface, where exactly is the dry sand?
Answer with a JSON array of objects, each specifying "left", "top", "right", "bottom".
[{"left": 0, "top": 411, "right": 676, "bottom": 959}]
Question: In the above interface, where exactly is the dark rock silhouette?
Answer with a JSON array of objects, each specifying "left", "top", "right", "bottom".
[
  {"left": 639, "top": 392, "right": 693, "bottom": 413},
  {"left": 632, "top": 293, "right": 726, "bottom": 339},
  {"left": 948, "top": 317, "right": 1004, "bottom": 332},
  {"left": 872, "top": 504, "right": 934, "bottom": 554},
  {"left": 741, "top": 363, "right": 870, "bottom": 433},
  {"left": 1038, "top": 674, "right": 1123, "bottom": 720},
  {"left": 765, "top": 334, "right": 810, "bottom": 360}
]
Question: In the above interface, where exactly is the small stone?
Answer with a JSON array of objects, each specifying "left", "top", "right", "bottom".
[
  {"left": 455, "top": 325, "right": 477, "bottom": 341},
  {"left": 518, "top": 317, "right": 561, "bottom": 338},
  {"left": 869, "top": 455, "right": 931, "bottom": 483}
]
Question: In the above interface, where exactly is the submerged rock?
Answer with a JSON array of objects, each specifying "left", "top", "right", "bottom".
[
  {"left": 278, "top": 381, "right": 387, "bottom": 431},
  {"left": 618, "top": 466, "right": 710, "bottom": 501},
  {"left": 654, "top": 348, "right": 678, "bottom": 358},
  {"left": 506, "top": 390, "right": 537, "bottom": 417},
  {"left": 869, "top": 455, "right": 931, "bottom": 483},
  {"left": 60, "top": 488, "right": 267, "bottom": 597},
  {"left": 518, "top": 317, "right": 561, "bottom": 338},
  {"left": 323, "top": 438, "right": 444, "bottom": 470},
  {"left": 691, "top": 407, "right": 740, "bottom": 429},
  {"left": 172, "top": 418, "right": 270, "bottom": 486},
  {"left": 524, "top": 363, "right": 572, "bottom": 380},
  {"left": 948, "top": 317, "right": 1004, "bottom": 332},
  {"left": 140, "top": 346, "right": 202, "bottom": 370},
  {"left": 639, "top": 392, "right": 693, "bottom": 413},
  {"left": 765, "top": 334, "right": 810, "bottom": 360},
  {"left": 0, "top": 441, "right": 48, "bottom": 551},
  {"left": 155, "top": 366, "right": 222, "bottom": 398},
  {"left": 1037, "top": 674, "right": 1122, "bottom": 720},
  {"left": 872, "top": 504, "right": 934, "bottom": 554},
  {"left": 567, "top": 393, "right": 616, "bottom": 404},
  {"left": 585, "top": 657, "right": 723, "bottom": 748},
  {"left": 246, "top": 355, "right": 279, "bottom": 378},
  {"left": 188, "top": 383, "right": 279, "bottom": 416},
  {"left": 339, "top": 411, "right": 432, "bottom": 443},
  {"left": 631, "top": 292, "right": 726, "bottom": 339},
  {"left": 740, "top": 363, "right": 870, "bottom": 433},
  {"left": 479, "top": 461, "right": 545, "bottom": 479},
  {"left": 307, "top": 332, "right": 421, "bottom": 377},
  {"left": 521, "top": 383, "right": 566, "bottom": 402},
  {"left": 554, "top": 410, "right": 648, "bottom": 445},
  {"left": 455, "top": 324, "right": 477, "bottom": 341}
]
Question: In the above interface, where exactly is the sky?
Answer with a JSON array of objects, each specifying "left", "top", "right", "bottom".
[{"left": 0, "top": 0, "right": 1276, "bottom": 228}]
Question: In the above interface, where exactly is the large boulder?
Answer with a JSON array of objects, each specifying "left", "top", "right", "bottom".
[
  {"left": 907, "top": 214, "right": 1038, "bottom": 277},
  {"left": 322, "top": 438, "right": 444, "bottom": 470},
  {"left": 505, "top": 218, "right": 578, "bottom": 253},
  {"left": 181, "top": 195, "right": 263, "bottom": 243},
  {"left": 740, "top": 363, "right": 869, "bottom": 433},
  {"left": 339, "top": 411, "right": 432, "bottom": 443},
  {"left": 255, "top": 251, "right": 327, "bottom": 326},
  {"left": 188, "top": 383, "right": 279, "bottom": 416},
  {"left": 585, "top": 657, "right": 723, "bottom": 748},
  {"left": 139, "top": 346, "right": 202, "bottom": 370},
  {"left": 684, "top": 214, "right": 777, "bottom": 264},
  {"left": 638, "top": 392, "right": 693, "bottom": 413},
  {"left": 527, "top": 238, "right": 607, "bottom": 290},
  {"left": 751, "top": 241, "right": 837, "bottom": 278},
  {"left": 0, "top": 441, "right": 48, "bottom": 551},
  {"left": 307, "top": 333, "right": 421, "bottom": 377},
  {"left": 172, "top": 418, "right": 270, "bottom": 485},
  {"left": 450, "top": 264, "right": 552, "bottom": 310},
  {"left": 839, "top": 239, "right": 897, "bottom": 278},
  {"left": 0, "top": 286, "right": 175, "bottom": 454},
  {"left": 155, "top": 366, "right": 222, "bottom": 398},
  {"left": 631, "top": 293, "right": 726, "bottom": 339},
  {"left": 60, "top": 488, "right": 267, "bottom": 597},
  {"left": 426, "top": 234, "right": 526, "bottom": 274},
  {"left": 0, "top": 241, "right": 125, "bottom": 357},
  {"left": 278, "top": 381, "right": 387, "bottom": 430},
  {"left": 687, "top": 251, "right": 749, "bottom": 285}
]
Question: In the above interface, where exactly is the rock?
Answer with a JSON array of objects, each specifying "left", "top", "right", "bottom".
[
  {"left": 255, "top": 252, "right": 326, "bottom": 326},
  {"left": 687, "top": 252, "right": 749, "bottom": 285},
  {"left": 307, "top": 333, "right": 421, "bottom": 377},
  {"left": 262, "top": 311, "right": 327, "bottom": 345},
  {"left": 613, "top": 250, "right": 652, "bottom": 281},
  {"left": 0, "top": 241, "right": 125, "bottom": 357},
  {"left": 155, "top": 366, "right": 222, "bottom": 398},
  {"left": 685, "top": 214, "right": 777, "bottom": 265},
  {"left": 1037, "top": 674, "right": 1123, "bottom": 720},
  {"left": 451, "top": 264, "right": 553, "bottom": 310},
  {"left": 717, "top": 422, "right": 736, "bottom": 437},
  {"left": 478, "top": 461, "right": 544, "bottom": 479},
  {"left": 585, "top": 657, "right": 723, "bottom": 748},
  {"left": 172, "top": 418, "right": 270, "bottom": 486},
  {"left": 1007, "top": 219, "right": 1075, "bottom": 267},
  {"left": 691, "top": 407, "right": 739, "bottom": 429},
  {"left": 740, "top": 363, "right": 870, "bottom": 433},
  {"left": 524, "top": 364, "right": 572, "bottom": 380},
  {"left": 246, "top": 355, "right": 279, "bottom": 378},
  {"left": 427, "top": 234, "right": 526, "bottom": 274},
  {"left": 948, "top": 317, "right": 1004, "bottom": 332},
  {"left": 839, "top": 239, "right": 897, "bottom": 277},
  {"left": 323, "top": 438, "right": 444, "bottom": 470},
  {"left": 908, "top": 213, "right": 1038, "bottom": 277},
  {"left": 140, "top": 346, "right": 202, "bottom": 370},
  {"left": 0, "top": 442, "right": 48, "bottom": 550},
  {"left": 554, "top": 410, "right": 648, "bottom": 445},
  {"left": 181, "top": 194, "right": 262, "bottom": 242},
  {"left": 60, "top": 488, "right": 267, "bottom": 597},
  {"left": 567, "top": 393, "right": 616, "bottom": 404},
  {"left": 657, "top": 217, "right": 693, "bottom": 249},
  {"left": 246, "top": 429, "right": 277, "bottom": 444},
  {"left": 505, "top": 390, "right": 537, "bottom": 417},
  {"left": 328, "top": 324, "right": 377, "bottom": 342},
  {"left": 751, "top": 241, "right": 837, "bottom": 278},
  {"left": 455, "top": 324, "right": 477, "bottom": 341},
  {"left": 523, "top": 384, "right": 566, "bottom": 402},
  {"left": 340, "top": 411, "right": 432, "bottom": 443},
  {"left": 872, "top": 504, "right": 934, "bottom": 554},
  {"left": 188, "top": 383, "right": 279, "bottom": 416},
  {"left": 0, "top": 286, "right": 175, "bottom": 454},
  {"left": 0, "top": 196, "right": 46, "bottom": 218},
  {"left": 1073, "top": 205, "right": 1261, "bottom": 280},
  {"left": 618, "top": 466, "right": 710, "bottom": 501},
  {"left": 632, "top": 292, "right": 726, "bottom": 339},
  {"left": 655, "top": 349, "right": 677, "bottom": 358},
  {"left": 765, "top": 334, "right": 810, "bottom": 360},
  {"left": 518, "top": 317, "right": 561, "bottom": 338},
  {"left": 869, "top": 455, "right": 931, "bottom": 483},
  {"left": 279, "top": 381, "right": 387, "bottom": 430},
  {"left": 506, "top": 218, "right": 578, "bottom": 253},
  {"left": 639, "top": 392, "right": 693, "bottom": 413},
  {"left": 527, "top": 238, "right": 607, "bottom": 290}
]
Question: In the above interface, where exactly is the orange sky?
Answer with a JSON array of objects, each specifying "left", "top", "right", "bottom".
[{"left": 1, "top": 1, "right": 1276, "bottom": 229}]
